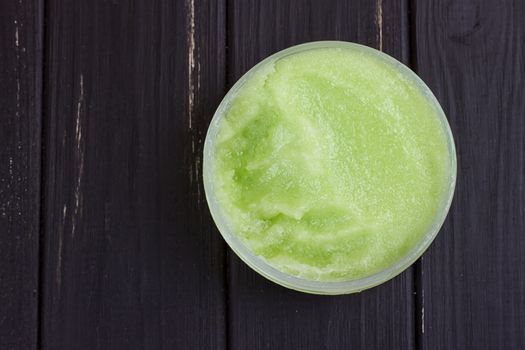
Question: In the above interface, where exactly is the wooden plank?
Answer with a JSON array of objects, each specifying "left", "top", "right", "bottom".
[
  {"left": 0, "top": 1, "right": 42, "bottom": 349},
  {"left": 227, "top": 1, "right": 415, "bottom": 349},
  {"left": 414, "top": 1, "right": 525, "bottom": 349},
  {"left": 41, "top": 0, "right": 226, "bottom": 348}
]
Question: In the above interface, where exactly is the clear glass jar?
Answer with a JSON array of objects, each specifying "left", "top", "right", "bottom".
[{"left": 203, "top": 41, "right": 457, "bottom": 294}]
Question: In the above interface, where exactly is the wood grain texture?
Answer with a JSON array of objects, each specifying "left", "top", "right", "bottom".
[
  {"left": 414, "top": 1, "right": 525, "bottom": 349},
  {"left": 227, "top": 1, "right": 415, "bottom": 349},
  {"left": 2, "top": 0, "right": 523, "bottom": 348},
  {"left": 41, "top": 0, "right": 226, "bottom": 348},
  {"left": 0, "top": 1, "right": 42, "bottom": 348}
]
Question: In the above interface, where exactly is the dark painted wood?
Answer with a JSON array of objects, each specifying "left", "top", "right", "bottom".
[
  {"left": 41, "top": 0, "right": 226, "bottom": 349},
  {"left": 414, "top": 1, "right": 525, "bottom": 349},
  {"left": 1, "top": 0, "right": 523, "bottom": 348},
  {"left": 0, "top": 1, "right": 42, "bottom": 349},
  {"left": 227, "top": 1, "right": 415, "bottom": 349}
]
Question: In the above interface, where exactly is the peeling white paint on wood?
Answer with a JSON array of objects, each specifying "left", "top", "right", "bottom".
[
  {"left": 376, "top": 0, "right": 383, "bottom": 51},
  {"left": 14, "top": 21, "right": 19, "bottom": 48},
  {"left": 72, "top": 74, "right": 85, "bottom": 238},
  {"left": 187, "top": 0, "right": 196, "bottom": 130}
]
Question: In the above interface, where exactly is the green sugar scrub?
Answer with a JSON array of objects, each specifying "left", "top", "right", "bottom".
[{"left": 204, "top": 42, "right": 456, "bottom": 294}]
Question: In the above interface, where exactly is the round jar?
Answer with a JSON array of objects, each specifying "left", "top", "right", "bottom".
[{"left": 203, "top": 41, "right": 456, "bottom": 294}]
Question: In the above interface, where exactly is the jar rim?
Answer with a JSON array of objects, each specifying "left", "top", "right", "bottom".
[{"left": 202, "top": 41, "right": 457, "bottom": 295}]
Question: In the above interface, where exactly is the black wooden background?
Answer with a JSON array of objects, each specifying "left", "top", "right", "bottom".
[{"left": 1, "top": 0, "right": 524, "bottom": 349}]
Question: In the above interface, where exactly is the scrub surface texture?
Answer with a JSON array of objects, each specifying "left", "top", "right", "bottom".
[{"left": 211, "top": 46, "right": 452, "bottom": 281}]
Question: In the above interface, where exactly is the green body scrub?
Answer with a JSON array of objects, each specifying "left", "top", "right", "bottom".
[{"left": 205, "top": 42, "right": 455, "bottom": 290}]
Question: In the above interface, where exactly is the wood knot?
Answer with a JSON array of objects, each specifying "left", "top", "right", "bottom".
[{"left": 446, "top": 1, "right": 481, "bottom": 45}]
